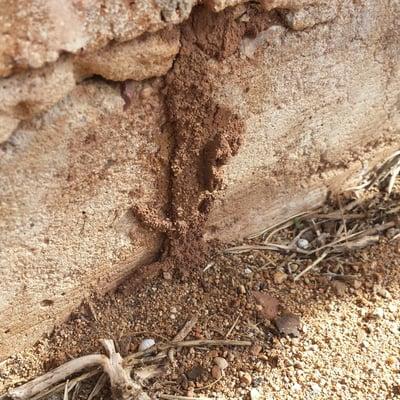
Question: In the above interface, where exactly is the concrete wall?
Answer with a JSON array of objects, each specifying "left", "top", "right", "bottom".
[
  {"left": 0, "top": 0, "right": 399, "bottom": 358},
  {"left": 206, "top": 0, "right": 400, "bottom": 240}
]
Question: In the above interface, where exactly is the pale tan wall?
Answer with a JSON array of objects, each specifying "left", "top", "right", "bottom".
[
  {"left": 0, "top": 78, "right": 169, "bottom": 357},
  {"left": 206, "top": 0, "right": 400, "bottom": 240}
]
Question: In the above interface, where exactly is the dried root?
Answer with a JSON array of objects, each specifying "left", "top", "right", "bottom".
[
  {"left": 3, "top": 317, "right": 251, "bottom": 400},
  {"left": 225, "top": 149, "right": 400, "bottom": 280},
  {"left": 6, "top": 340, "right": 150, "bottom": 400}
]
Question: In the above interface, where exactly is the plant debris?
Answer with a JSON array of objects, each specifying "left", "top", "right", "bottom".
[
  {"left": 3, "top": 318, "right": 250, "bottom": 400},
  {"left": 1, "top": 151, "right": 399, "bottom": 400},
  {"left": 226, "top": 150, "right": 400, "bottom": 281}
]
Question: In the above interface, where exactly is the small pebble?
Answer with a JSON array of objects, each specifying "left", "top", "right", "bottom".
[
  {"left": 377, "top": 288, "right": 391, "bottom": 299},
  {"left": 352, "top": 280, "right": 362, "bottom": 289},
  {"left": 373, "top": 307, "right": 384, "bottom": 319},
  {"left": 211, "top": 365, "right": 222, "bottom": 379},
  {"left": 386, "top": 356, "right": 397, "bottom": 365},
  {"left": 386, "top": 228, "right": 398, "bottom": 239},
  {"left": 250, "top": 343, "right": 262, "bottom": 356},
  {"left": 240, "top": 372, "right": 252, "bottom": 386},
  {"left": 288, "top": 263, "right": 299, "bottom": 273},
  {"left": 214, "top": 357, "right": 229, "bottom": 370},
  {"left": 308, "top": 344, "right": 318, "bottom": 352},
  {"left": 208, "top": 350, "right": 219, "bottom": 358},
  {"left": 310, "top": 382, "right": 321, "bottom": 394},
  {"left": 388, "top": 303, "right": 397, "bottom": 313},
  {"left": 294, "top": 361, "right": 303, "bottom": 369},
  {"left": 332, "top": 280, "right": 347, "bottom": 296},
  {"left": 292, "top": 383, "right": 302, "bottom": 391},
  {"left": 138, "top": 338, "right": 155, "bottom": 351},
  {"left": 389, "top": 324, "right": 399, "bottom": 335},
  {"left": 163, "top": 271, "right": 172, "bottom": 280},
  {"left": 238, "top": 284, "right": 246, "bottom": 294},
  {"left": 273, "top": 271, "right": 288, "bottom": 285},
  {"left": 140, "top": 85, "right": 153, "bottom": 99},
  {"left": 386, "top": 356, "right": 397, "bottom": 366},
  {"left": 250, "top": 388, "right": 261, "bottom": 400},
  {"left": 297, "top": 238, "right": 310, "bottom": 250}
]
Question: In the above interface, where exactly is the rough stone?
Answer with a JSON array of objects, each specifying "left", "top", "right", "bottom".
[
  {"left": 0, "top": 28, "right": 180, "bottom": 143},
  {"left": 373, "top": 308, "right": 385, "bottom": 319},
  {"left": 240, "top": 372, "right": 253, "bottom": 386},
  {"left": 273, "top": 271, "right": 288, "bottom": 285},
  {"left": 74, "top": 28, "right": 181, "bottom": 82},
  {"left": 281, "top": 2, "right": 338, "bottom": 31},
  {"left": 211, "top": 365, "right": 223, "bottom": 379},
  {"left": 0, "top": 59, "right": 76, "bottom": 141},
  {"left": 214, "top": 357, "right": 229, "bottom": 370},
  {"left": 138, "top": 338, "right": 156, "bottom": 351},
  {"left": 352, "top": 280, "right": 362, "bottom": 290},
  {"left": 332, "top": 281, "right": 348, "bottom": 297},
  {"left": 0, "top": 0, "right": 192, "bottom": 78},
  {"left": 250, "top": 388, "right": 262, "bottom": 400},
  {"left": 0, "top": 115, "right": 19, "bottom": 143},
  {"left": 0, "top": 0, "right": 336, "bottom": 79}
]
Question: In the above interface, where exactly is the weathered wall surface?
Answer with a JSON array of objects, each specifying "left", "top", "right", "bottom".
[
  {"left": 0, "top": 28, "right": 180, "bottom": 143},
  {"left": 205, "top": 0, "right": 400, "bottom": 240},
  {"left": 0, "top": 0, "right": 399, "bottom": 358},
  {"left": 0, "top": 79, "right": 170, "bottom": 356}
]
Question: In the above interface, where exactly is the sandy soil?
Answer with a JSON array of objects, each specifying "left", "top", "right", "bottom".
[{"left": 1, "top": 234, "right": 399, "bottom": 400}]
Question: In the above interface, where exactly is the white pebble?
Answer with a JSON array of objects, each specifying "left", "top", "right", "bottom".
[
  {"left": 377, "top": 288, "right": 391, "bottom": 299},
  {"left": 389, "top": 324, "right": 399, "bottom": 335},
  {"left": 297, "top": 238, "right": 310, "bottom": 250},
  {"left": 292, "top": 383, "right": 302, "bottom": 391},
  {"left": 250, "top": 388, "right": 261, "bottom": 400},
  {"left": 310, "top": 382, "right": 321, "bottom": 394},
  {"left": 373, "top": 307, "right": 384, "bottom": 319},
  {"left": 214, "top": 357, "right": 229, "bottom": 370},
  {"left": 138, "top": 338, "right": 155, "bottom": 351},
  {"left": 388, "top": 303, "right": 397, "bottom": 313}
]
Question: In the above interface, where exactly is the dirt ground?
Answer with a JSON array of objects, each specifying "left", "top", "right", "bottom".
[{"left": 1, "top": 234, "right": 399, "bottom": 399}]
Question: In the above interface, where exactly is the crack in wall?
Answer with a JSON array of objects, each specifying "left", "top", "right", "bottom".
[
  {"left": 131, "top": 4, "right": 281, "bottom": 270},
  {"left": 131, "top": 0, "right": 350, "bottom": 269}
]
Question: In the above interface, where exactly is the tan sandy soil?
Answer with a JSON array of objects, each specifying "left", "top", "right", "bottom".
[{"left": 1, "top": 236, "right": 399, "bottom": 400}]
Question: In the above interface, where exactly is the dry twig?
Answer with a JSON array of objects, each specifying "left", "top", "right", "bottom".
[
  {"left": 225, "top": 315, "right": 240, "bottom": 338},
  {"left": 294, "top": 251, "right": 329, "bottom": 281},
  {"left": 6, "top": 340, "right": 150, "bottom": 400},
  {"left": 87, "top": 373, "right": 107, "bottom": 400}
]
